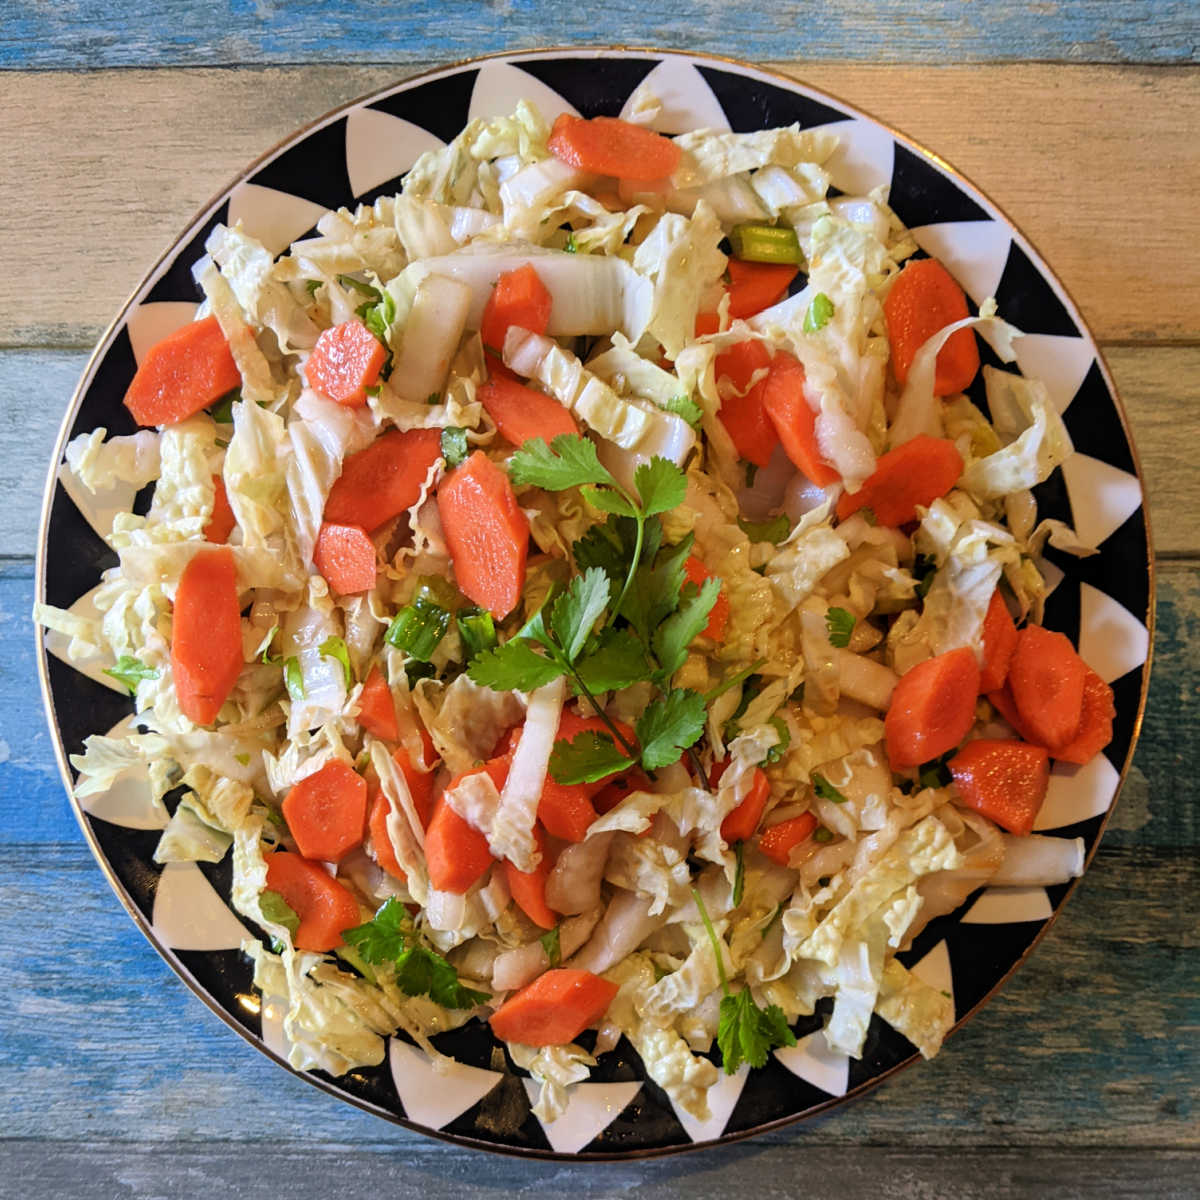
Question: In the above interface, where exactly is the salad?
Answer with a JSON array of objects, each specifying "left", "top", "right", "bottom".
[{"left": 37, "top": 92, "right": 1116, "bottom": 1127}]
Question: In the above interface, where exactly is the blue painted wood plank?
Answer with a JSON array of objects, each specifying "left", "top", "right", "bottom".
[{"left": 0, "top": 1, "right": 1195, "bottom": 68}]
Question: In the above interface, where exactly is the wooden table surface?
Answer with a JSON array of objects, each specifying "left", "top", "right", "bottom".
[{"left": 1, "top": 6, "right": 1196, "bottom": 1197}]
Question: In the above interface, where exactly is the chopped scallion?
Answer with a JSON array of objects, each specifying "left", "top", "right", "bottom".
[{"left": 729, "top": 222, "right": 804, "bottom": 266}]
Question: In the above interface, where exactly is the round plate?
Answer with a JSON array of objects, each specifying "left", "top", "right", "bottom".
[{"left": 36, "top": 48, "right": 1153, "bottom": 1159}]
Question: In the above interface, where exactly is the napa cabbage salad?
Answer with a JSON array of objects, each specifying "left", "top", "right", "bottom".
[{"left": 38, "top": 93, "right": 1116, "bottom": 1127}]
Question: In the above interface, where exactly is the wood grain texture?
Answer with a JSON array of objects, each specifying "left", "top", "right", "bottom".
[
  {"left": 0, "top": 1, "right": 1196, "bottom": 69},
  {"left": 0, "top": 65, "right": 1197, "bottom": 347}
]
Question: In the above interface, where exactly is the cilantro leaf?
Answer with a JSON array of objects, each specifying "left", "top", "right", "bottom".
[
  {"left": 440, "top": 426, "right": 469, "bottom": 468},
  {"left": 549, "top": 730, "right": 635, "bottom": 786},
  {"left": 717, "top": 988, "right": 797, "bottom": 1071},
  {"left": 507, "top": 433, "right": 617, "bottom": 493},
  {"left": 803, "top": 291, "right": 835, "bottom": 333},
  {"left": 356, "top": 288, "right": 396, "bottom": 346},
  {"left": 581, "top": 485, "right": 638, "bottom": 518},
  {"left": 103, "top": 654, "right": 159, "bottom": 695},
  {"left": 573, "top": 627, "right": 649, "bottom": 693},
  {"left": 632, "top": 457, "right": 688, "bottom": 517},
  {"left": 318, "top": 635, "right": 353, "bottom": 688},
  {"left": 468, "top": 638, "right": 565, "bottom": 692},
  {"left": 259, "top": 889, "right": 300, "bottom": 938},
  {"left": 659, "top": 393, "right": 702, "bottom": 428},
  {"left": 635, "top": 688, "right": 707, "bottom": 770},
  {"left": 824, "top": 606, "right": 855, "bottom": 648},
  {"left": 737, "top": 513, "right": 790, "bottom": 544},
  {"left": 283, "top": 656, "right": 305, "bottom": 701},
  {"left": 620, "top": 533, "right": 693, "bottom": 643},
  {"left": 812, "top": 772, "right": 847, "bottom": 804},
  {"left": 572, "top": 522, "right": 627, "bottom": 580},
  {"left": 550, "top": 567, "right": 611, "bottom": 663},
  {"left": 652, "top": 576, "right": 721, "bottom": 679},
  {"left": 343, "top": 897, "right": 412, "bottom": 963},
  {"left": 539, "top": 926, "right": 562, "bottom": 967}
]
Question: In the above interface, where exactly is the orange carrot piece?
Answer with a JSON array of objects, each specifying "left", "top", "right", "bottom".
[
  {"left": 836, "top": 434, "right": 963, "bottom": 526},
  {"left": 694, "top": 310, "right": 723, "bottom": 338},
  {"left": 717, "top": 765, "right": 770, "bottom": 844},
  {"left": 305, "top": 319, "right": 387, "bottom": 408},
  {"left": 123, "top": 315, "right": 241, "bottom": 427},
  {"left": 489, "top": 968, "right": 620, "bottom": 1046},
  {"left": 758, "top": 812, "right": 818, "bottom": 867},
  {"left": 885, "top": 646, "right": 981, "bottom": 768},
  {"left": 324, "top": 428, "right": 443, "bottom": 532},
  {"left": 1052, "top": 667, "right": 1115, "bottom": 765},
  {"left": 883, "top": 258, "right": 980, "bottom": 395},
  {"left": 726, "top": 259, "right": 798, "bottom": 319},
  {"left": 547, "top": 113, "right": 681, "bottom": 181},
  {"left": 367, "top": 788, "right": 407, "bottom": 882},
  {"left": 437, "top": 450, "right": 530, "bottom": 618},
  {"left": 979, "top": 589, "right": 1019, "bottom": 694},
  {"left": 424, "top": 756, "right": 509, "bottom": 894},
  {"left": 478, "top": 374, "right": 579, "bottom": 448},
  {"left": 682, "top": 555, "right": 730, "bottom": 641},
  {"left": 1007, "top": 625, "right": 1087, "bottom": 752},
  {"left": 949, "top": 738, "right": 1050, "bottom": 836},
  {"left": 282, "top": 759, "right": 368, "bottom": 863},
  {"left": 394, "top": 744, "right": 437, "bottom": 829},
  {"left": 203, "top": 475, "right": 237, "bottom": 544},
  {"left": 312, "top": 521, "right": 377, "bottom": 594},
  {"left": 264, "top": 850, "right": 361, "bottom": 952},
  {"left": 761, "top": 352, "right": 840, "bottom": 487},
  {"left": 592, "top": 768, "right": 653, "bottom": 815},
  {"left": 171, "top": 546, "right": 243, "bottom": 726},
  {"left": 715, "top": 339, "right": 779, "bottom": 468},
  {"left": 480, "top": 264, "right": 553, "bottom": 354},
  {"left": 357, "top": 665, "right": 399, "bottom": 741},
  {"left": 504, "top": 826, "right": 557, "bottom": 930},
  {"left": 986, "top": 684, "right": 1040, "bottom": 744},
  {"left": 538, "top": 780, "right": 598, "bottom": 844}
]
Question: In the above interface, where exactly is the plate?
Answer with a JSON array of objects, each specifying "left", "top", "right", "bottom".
[{"left": 36, "top": 48, "right": 1153, "bottom": 1158}]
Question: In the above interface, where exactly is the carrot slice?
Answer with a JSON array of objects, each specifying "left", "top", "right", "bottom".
[
  {"left": 478, "top": 374, "right": 579, "bottom": 447},
  {"left": 694, "top": 310, "right": 723, "bottom": 338},
  {"left": 171, "top": 546, "right": 243, "bottom": 726},
  {"left": 489, "top": 968, "right": 620, "bottom": 1046},
  {"left": 504, "top": 826, "right": 557, "bottom": 930},
  {"left": 885, "top": 646, "right": 981, "bottom": 768},
  {"left": 203, "top": 475, "right": 237, "bottom": 544},
  {"left": 367, "top": 788, "right": 407, "bottom": 882},
  {"left": 760, "top": 352, "right": 840, "bottom": 487},
  {"left": 437, "top": 450, "right": 530, "bottom": 619},
  {"left": 480, "top": 264, "right": 553, "bottom": 354},
  {"left": 394, "top": 744, "right": 437, "bottom": 829},
  {"left": 1007, "top": 625, "right": 1087, "bottom": 752},
  {"left": 357, "top": 665, "right": 399, "bottom": 741},
  {"left": 979, "top": 588, "right": 1019, "bottom": 694},
  {"left": 836, "top": 434, "right": 963, "bottom": 526},
  {"left": 547, "top": 113, "right": 681, "bottom": 181},
  {"left": 264, "top": 850, "right": 361, "bottom": 953},
  {"left": 312, "top": 522, "right": 377, "bottom": 594},
  {"left": 726, "top": 259, "right": 798, "bottom": 319},
  {"left": 986, "top": 684, "right": 1040, "bottom": 744},
  {"left": 592, "top": 768, "right": 653, "bottom": 815},
  {"left": 538, "top": 780, "right": 598, "bottom": 843},
  {"left": 682, "top": 556, "right": 730, "bottom": 641},
  {"left": 716, "top": 765, "right": 770, "bottom": 844},
  {"left": 883, "top": 258, "right": 980, "bottom": 395},
  {"left": 758, "top": 812, "right": 818, "bottom": 867},
  {"left": 123, "top": 315, "right": 241, "bottom": 427},
  {"left": 1052, "top": 667, "right": 1115, "bottom": 765},
  {"left": 715, "top": 339, "right": 779, "bottom": 468},
  {"left": 324, "top": 428, "right": 442, "bottom": 533},
  {"left": 282, "top": 759, "right": 368, "bottom": 863},
  {"left": 425, "top": 756, "right": 509, "bottom": 894},
  {"left": 949, "top": 738, "right": 1050, "bottom": 836},
  {"left": 304, "top": 319, "right": 387, "bottom": 408}
]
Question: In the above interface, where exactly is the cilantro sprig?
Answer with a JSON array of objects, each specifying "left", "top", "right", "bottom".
[
  {"left": 824, "top": 606, "right": 855, "bottom": 648},
  {"left": 343, "top": 898, "right": 490, "bottom": 1010},
  {"left": 692, "top": 887, "right": 796, "bottom": 1072},
  {"left": 104, "top": 654, "right": 159, "bottom": 695}
]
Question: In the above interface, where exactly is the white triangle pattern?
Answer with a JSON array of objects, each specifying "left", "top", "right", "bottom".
[
  {"left": 619, "top": 58, "right": 730, "bottom": 133},
  {"left": 1036, "top": 752, "right": 1121, "bottom": 831},
  {"left": 671, "top": 1064, "right": 747, "bottom": 1142},
  {"left": 226, "top": 182, "right": 328, "bottom": 257},
  {"left": 42, "top": 583, "right": 127, "bottom": 693},
  {"left": 1077, "top": 581, "right": 1150, "bottom": 684},
  {"left": 471, "top": 60, "right": 578, "bottom": 125},
  {"left": 522, "top": 1079, "right": 641, "bottom": 1154},
  {"left": 151, "top": 861, "right": 250, "bottom": 950},
  {"left": 126, "top": 301, "right": 198, "bottom": 366},
  {"left": 389, "top": 1039, "right": 502, "bottom": 1130},
  {"left": 910, "top": 939, "right": 954, "bottom": 1004},
  {"left": 1013, "top": 333, "right": 1096, "bottom": 414},
  {"left": 345, "top": 108, "right": 445, "bottom": 199},
  {"left": 909, "top": 220, "right": 1012, "bottom": 308},
  {"left": 812, "top": 117, "right": 894, "bottom": 196},
  {"left": 961, "top": 886, "right": 1053, "bottom": 925},
  {"left": 1062, "top": 453, "right": 1143, "bottom": 550},
  {"left": 773, "top": 1028, "right": 850, "bottom": 1097}
]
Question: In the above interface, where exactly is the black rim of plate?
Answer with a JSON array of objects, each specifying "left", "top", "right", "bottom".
[{"left": 34, "top": 48, "right": 1155, "bottom": 1160}]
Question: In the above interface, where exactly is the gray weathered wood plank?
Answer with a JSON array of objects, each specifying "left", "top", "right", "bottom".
[
  {"left": 1, "top": 65, "right": 1197, "bottom": 347},
  {"left": 0, "top": 1, "right": 1196, "bottom": 70}
]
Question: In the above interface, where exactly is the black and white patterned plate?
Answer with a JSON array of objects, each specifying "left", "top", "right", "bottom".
[{"left": 36, "top": 50, "right": 1153, "bottom": 1158}]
